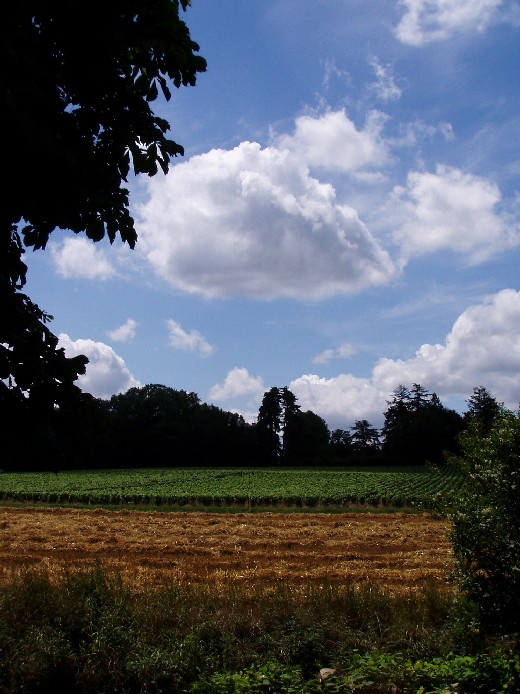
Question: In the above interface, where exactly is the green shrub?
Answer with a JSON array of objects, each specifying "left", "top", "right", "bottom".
[{"left": 448, "top": 411, "right": 520, "bottom": 636}]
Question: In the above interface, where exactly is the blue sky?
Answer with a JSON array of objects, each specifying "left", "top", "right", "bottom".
[{"left": 25, "top": 0, "right": 520, "bottom": 429}]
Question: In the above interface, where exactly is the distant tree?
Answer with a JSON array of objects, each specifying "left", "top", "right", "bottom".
[
  {"left": 409, "top": 383, "right": 431, "bottom": 411},
  {"left": 382, "top": 384, "right": 463, "bottom": 464},
  {"left": 105, "top": 384, "right": 258, "bottom": 467},
  {"left": 107, "top": 384, "right": 203, "bottom": 465},
  {"left": 382, "top": 385, "right": 411, "bottom": 457},
  {"left": 330, "top": 429, "right": 353, "bottom": 448},
  {"left": 257, "top": 387, "right": 284, "bottom": 462},
  {"left": 464, "top": 386, "right": 501, "bottom": 435},
  {"left": 256, "top": 387, "right": 301, "bottom": 463},
  {"left": 1, "top": 2, "right": 206, "bottom": 465},
  {"left": 329, "top": 428, "right": 353, "bottom": 463},
  {"left": 279, "top": 386, "right": 301, "bottom": 458},
  {"left": 284, "top": 410, "right": 330, "bottom": 465},
  {"left": 351, "top": 420, "right": 380, "bottom": 456}
]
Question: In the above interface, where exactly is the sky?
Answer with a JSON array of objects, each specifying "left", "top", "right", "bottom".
[{"left": 25, "top": 0, "right": 520, "bottom": 430}]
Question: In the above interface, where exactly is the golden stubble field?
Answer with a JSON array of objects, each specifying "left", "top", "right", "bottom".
[{"left": 0, "top": 507, "right": 453, "bottom": 593}]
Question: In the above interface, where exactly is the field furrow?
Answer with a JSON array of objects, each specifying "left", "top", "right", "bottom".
[{"left": 0, "top": 507, "right": 452, "bottom": 593}]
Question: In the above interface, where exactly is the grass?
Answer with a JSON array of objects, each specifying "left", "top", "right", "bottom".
[{"left": 1, "top": 565, "right": 513, "bottom": 694}]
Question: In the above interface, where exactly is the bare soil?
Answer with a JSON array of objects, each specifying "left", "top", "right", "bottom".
[{"left": 0, "top": 507, "right": 453, "bottom": 593}]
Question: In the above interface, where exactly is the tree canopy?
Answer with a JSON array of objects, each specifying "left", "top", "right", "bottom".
[
  {"left": 382, "top": 384, "right": 463, "bottom": 463},
  {"left": 1, "top": 1, "right": 206, "bottom": 462}
]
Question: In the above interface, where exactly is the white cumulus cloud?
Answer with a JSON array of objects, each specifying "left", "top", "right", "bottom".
[
  {"left": 373, "top": 288, "right": 520, "bottom": 397},
  {"left": 107, "top": 319, "right": 138, "bottom": 343},
  {"left": 291, "top": 289, "right": 520, "bottom": 428},
  {"left": 166, "top": 319, "right": 214, "bottom": 358},
  {"left": 290, "top": 373, "right": 388, "bottom": 430},
  {"left": 136, "top": 138, "right": 395, "bottom": 300},
  {"left": 391, "top": 165, "right": 519, "bottom": 263},
  {"left": 58, "top": 333, "right": 140, "bottom": 399},
  {"left": 50, "top": 237, "right": 116, "bottom": 280},
  {"left": 394, "top": 0, "right": 503, "bottom": 46},
  {"left": 274, "top": 109, "right": 391, "bottom": 173},
  {"left": 209, "top": 367, "right": 265, "bottom": 402}
]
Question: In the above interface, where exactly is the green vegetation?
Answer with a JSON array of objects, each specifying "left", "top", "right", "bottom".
[
  {"left": 447, "top": 410, "right": 520, "bottom": 636},
  {"left": 1, "top": 566, "right": 517, "bottom": 694},
  {"left": 0, "top": 466, "right": 464, "bottom": 510}
]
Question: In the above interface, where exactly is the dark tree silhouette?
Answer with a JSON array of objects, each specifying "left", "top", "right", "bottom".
[
  {"left": 257, "top": 387, "right": 301, "bottom": 463},
  {"left": 1, "top": 1, "right": 206, "bottom": 467},
  {"left": 464, "top": 386, "right": 501, "bottom": 435},
  {"left": 382, "top": 384, "right": 463, "bottom": 464},
  {"left": 284, "top": 410, "right": 330, "bottom": 465},
  {"left": 351, "top": 420, "right": 381, "bottom": 455}
]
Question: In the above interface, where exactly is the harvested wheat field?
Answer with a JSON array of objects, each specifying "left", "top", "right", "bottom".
[{"left": 0, "top": 507, "right": 453, "bottom": 593}]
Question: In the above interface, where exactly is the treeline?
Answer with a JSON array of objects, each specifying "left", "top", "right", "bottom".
[{"left": 2, "top": 382, "right": 501, "bottom": 471}]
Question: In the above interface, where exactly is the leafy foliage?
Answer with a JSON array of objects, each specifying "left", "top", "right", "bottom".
[
  {"left": 2, "top": 566, "right": 502, "bottom": 694},
  {"left": 1, "top": 1, "right": 206, "bottom": 445},
  {"left": 448, "top": 409, "right": 520, "bottom": 635}
]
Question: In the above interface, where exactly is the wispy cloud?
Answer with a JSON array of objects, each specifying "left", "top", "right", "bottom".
[
  {"left": 368, "top": 57, "right": 402, "bottom": 102},
  {"left": 166, "top": 319, "right": 215, "bottom": 358},
  {"left": 312, "top": 343, "right": 356, "bottom": 364},
  {"left": 107, "top": 319, "right": 138, "bottom": 343},
  {"left": 394, "top": 0, "right": 503, "bottom": 46}
]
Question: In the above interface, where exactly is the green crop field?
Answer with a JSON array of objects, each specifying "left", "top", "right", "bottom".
[{"left": 0, "top": 466, "right": 462, "bottom": 509}]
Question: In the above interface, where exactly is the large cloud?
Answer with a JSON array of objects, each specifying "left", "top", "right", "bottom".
[
  {"left": 290, "top": 289, "right": 520, "bottom": 428},
  {"left": 394, "top": 0, "right": 503, "bottom": 46},
  {"left": 391, "top": 165, "right": 519, "bottom": 263},
  {"left": 59, "top": 334, "right": 140, "bottom": 399},
  {"left": 135, "top": 139, "right": 395, "bottom": 300}
]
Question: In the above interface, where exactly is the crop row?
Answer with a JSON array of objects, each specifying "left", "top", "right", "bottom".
[{"left": 0, "top": 466, "right": 463, "bottom": 508}]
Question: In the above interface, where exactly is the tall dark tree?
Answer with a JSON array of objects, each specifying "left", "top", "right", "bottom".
[
  {"left": 351, "top": 420, "right": 381, "bottom": 456},
  {"left": 279, "top": 386, "right": 301, "bottom": 458},
  {"left": 257, "top": 387, "right": 284, "bottom": 462},
  {"left": 464, "top": 386, "right": 501, "bottom": 435},
  {"left": 1, "top": 2, "right": 206, "bottom": 465},
  {"left": 256, "top": 387, "right": 301, "bottom": 463},
  {"left": 409, "top": 383, "right": 431, "bottom": 412},
  {"left": 382, "top": 385, "right": 412, "bottom": 458},
  {"left": 105, "top": 384, "right": 257, "bottom": 467}
]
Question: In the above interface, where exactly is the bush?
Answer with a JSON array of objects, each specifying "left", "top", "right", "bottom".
[{"left": 448, "top": 410, "right": 520, "bottom": 636}]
